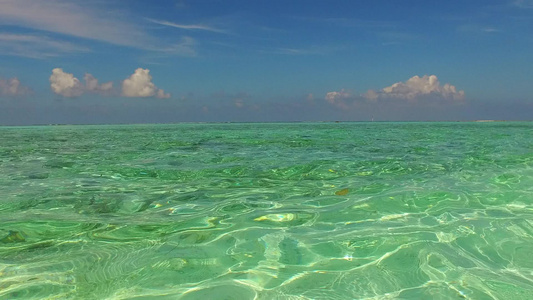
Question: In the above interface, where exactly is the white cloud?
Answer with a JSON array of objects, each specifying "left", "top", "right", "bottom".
[
  {"left": 122, "top": 68, "right": 170, "bottom": 98},
  {"left": 458, "top": 24, "right": 502, "bottom": 35},
  {"left": 325, "top": 89, "right": 353, "bottom": 104},
  {"left": 0, "top": 33, "right": 89, "bottom": 58},
  {"left": 379, "top": 75, "right": 465, "bottom": 101},
  {"left": 0, "top": 77, "right": 31, "bottom": 96},
  {"left": 50, "top": 68, "right": 83, "bottom": 97},
  {"left": 50, "top": 68, "right": 113, "bottom": 97},
  {"left": 0, "top": 1, "right": 198, "bottom": 57},
  {"left": 0, "top": 0, "right": 150, "bottom": 48},
  {"left": 157, "top": 36, "right": 197, "bottom": 56},
  {"left": 146, "top": 18, "right": 226, "bottom": 34}
]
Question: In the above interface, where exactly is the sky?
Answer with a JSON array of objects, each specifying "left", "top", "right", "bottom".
[{"left": 0, "top": 0, "right": 532, "bottom": 124}]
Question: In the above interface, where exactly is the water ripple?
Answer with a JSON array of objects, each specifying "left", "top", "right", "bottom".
[{"left": 0, "top": 122, "right": 532, "bottom": 298}]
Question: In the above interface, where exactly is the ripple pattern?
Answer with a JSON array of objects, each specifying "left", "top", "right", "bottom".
[{"left": 0, "top": 122, "right": 532, "bottom": 299}]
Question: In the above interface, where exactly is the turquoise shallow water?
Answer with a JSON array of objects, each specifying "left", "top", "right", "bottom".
[{"left": 0, "top": 122, "right": 532, "bottom": 299}]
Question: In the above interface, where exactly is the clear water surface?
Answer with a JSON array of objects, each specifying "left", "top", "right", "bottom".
[{"left": 0, "top": 122, "right": 532, "bottom": 299}]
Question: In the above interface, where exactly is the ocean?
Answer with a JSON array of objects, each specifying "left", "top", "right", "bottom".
[{"left": 1, "top": 122, "right": 532, "bottom": 299}]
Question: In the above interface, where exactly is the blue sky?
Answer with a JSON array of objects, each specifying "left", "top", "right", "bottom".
[{"left": 0, "top": 0, "right": 532, "bottom": 124}]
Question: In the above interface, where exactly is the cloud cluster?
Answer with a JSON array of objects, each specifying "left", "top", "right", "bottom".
[
  {"left": 0, "top": 77, "right": 30, "bottom": 96},
  {"left": 380, "top": 75, "right": 465, "bottom": 101},
  {"left": 50, "top": 68, "right": 112, "bottom": 97},
  {"left": 122, "top": 68, "right": 170, "bottom": 98},
  {"left": 324, "top": 75, "right": 465, "bottom": 108},
  {"left": 49, "top": 68, "right": 170, "bottom": 99}
]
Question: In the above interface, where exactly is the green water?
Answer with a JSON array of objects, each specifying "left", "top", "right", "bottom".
[{"left": 0, "top": 122, "right": 532, "bottom": 299}]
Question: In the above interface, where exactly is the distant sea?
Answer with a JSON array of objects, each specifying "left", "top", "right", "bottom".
[{"left": 1, "top": 122, "right": 532, "bottom": 299}]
